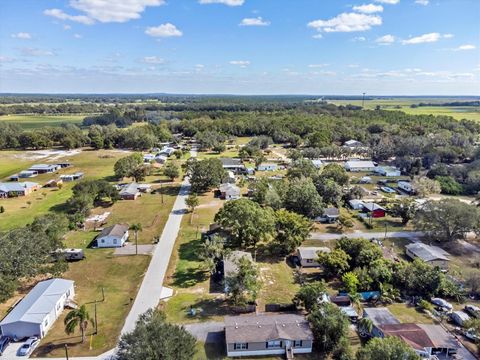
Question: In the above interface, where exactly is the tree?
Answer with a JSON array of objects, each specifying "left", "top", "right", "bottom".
[
  {"left": 189, "top": 158, "right": 225, "bottom": 193},
  {"left": 317, "top": 249, "right": 351, "bottom": 278},
  {"left": 411, "top": 176, "right": 441, "bottom": 197},
  {"left": 413, "top": 199, "right": 480, "bottom": 243},
  {"left": 387, "top": 199, "right": 416, "bottom": 225},
  {"left": 185, "top": 193, "right": 200, "bottom": 224},
  {"left": 341, "top": 272, "right": 359, "bottom": 294},
  {"left": 274, "top": 209, "right": 312, "bottom": 254},
  {"left": 308, "top": 303, "right": 350, "bottom": 355},
  {"left": 163, "top": 162, "right": 180, "bottom": 181},
  {"left": 285, "top": 177, "right": 324, "bottom": 218},
  {"left": 225, "top": 255, "right": 261, "bottom": 306},
  {"left": 316, "top": 178, "right": 343, "bottom": 206},
  {"left": 294, "top": 281, "right": 327, "bottom": 312},
  {"left": 117, "top": 309, "right": 196, "bottom": 360},
  {"left": 198, "top": 235, "right": 225, "bottom": 274},
  {"left": 319, "top": 163, "right": 350, "bottom": 186},
  {"left": 436, "top": 176, "right": 463, "bottom": 195},
  {"left": 64, "top": 305, "right": 94, "bottom": 343},
  {"left": 336, "top": 237, "right": 383, "bottom": 269},
  {"left": 287, "top": 158, "right": 317, "bottom": 179},
  {"left": 129, "top": 223, "right": 143, "bottom": 255},
  {"left": 337, "top": 213, "right": 354, "bottom": 231},
  {"left": 357, "top": 317, "right": 373, "bottom": 337},
  {"left": 0, "top": 206, "right": 4, "bottom": 213},
  {"left": 214, "top": 199, "right": 275, "bottom": 250},
  {"left": 356, "top": 337, "right": 420, "bottom": 360},
  {"left": 114, "top": 153, "right": 144, "bottom": 180}
]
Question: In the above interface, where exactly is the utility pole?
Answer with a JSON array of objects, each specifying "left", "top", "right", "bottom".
[
  {"left": 64, "top": 344, "right": 69, "bottom": 360},
  {"left": 94, "top": 301, "right": 98, "bottom": 335},
  {"left": 362, "top": 92, "right": 366, "bottom": 108}
]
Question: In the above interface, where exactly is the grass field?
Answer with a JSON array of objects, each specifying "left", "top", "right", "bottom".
[
  {"left": 0, "top": 114, "right": 88, "bottom": 129},
  {"left": 330, "top": 98, "right": 480, "bottom": 122}
]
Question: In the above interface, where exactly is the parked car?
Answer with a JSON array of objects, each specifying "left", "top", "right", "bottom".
[
  {"left": 18, "top": 337, "right": 39, "bottom": 356},
  {"left": 0, "top": 336, "right": 11, "bottom": 355},
  {"left": 465, "top": 329, "right": 479, "bottom": 342},
  {"left": 464, "top": 304, "right": 480, "bottom": 318},
  {"left": 431, "top": 297, "right": 453, "bottom": 311}
]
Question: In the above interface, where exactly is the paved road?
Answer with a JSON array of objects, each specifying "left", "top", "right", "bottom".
[{"left": 309, "top": 231, "right": 425, "bottom": 241}]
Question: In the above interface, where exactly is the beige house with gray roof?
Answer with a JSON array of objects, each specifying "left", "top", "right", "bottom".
[{"left": 225, "top": 313, "right": 313, "bottom": 357}]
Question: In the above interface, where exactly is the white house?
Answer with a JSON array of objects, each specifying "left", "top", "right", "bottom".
[
  {"left": 96, "top": 224, "right": 129, "bottom": 248},
  {"left": 257, "top": 163, "right": 278, "bottom": 171},
  {"left": 345, "top": 160, "right": 376, "bottom": 172},
  {"left": 375, "top": 166, "right": 401, "bottom": 177},
  {"left": 398, "top": 181, "right": 414, "bottom": 194},
  {"left": 297, "top": 247, "right": 331, "bottom": 267},
  {"left": 348, "top": 199, "right": 364, "bottom": 210},
  {"left": 219, "top": 183, "right": 241, "bottom": 200},
  {"left": 0, "top": 278, "right": 75, "bottom": 339}
]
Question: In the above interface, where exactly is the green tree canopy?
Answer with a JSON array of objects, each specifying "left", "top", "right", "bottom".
[
  {"left": 356, "top": 337, "right": 420, "bottom": 360},
  {"left": 189, "top": 158, "right": 225, "bottom": 193},
  {"left": 274, "top": 209, "right": 312, "bottom": 254}
]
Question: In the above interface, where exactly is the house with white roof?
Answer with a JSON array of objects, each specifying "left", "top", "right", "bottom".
[
  {"left": 345, "top": 160, "right": 376, "bottom": 172},
  {"left": 0, "top": 278, "right": 75, "bottom": 339},
  {"left": 28, "top": 164, "right": 60, "bottom": 174}
]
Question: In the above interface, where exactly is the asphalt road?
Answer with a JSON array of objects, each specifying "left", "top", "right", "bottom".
[{"left": 309, "top": 231, "right": 425, "bottom": 241}]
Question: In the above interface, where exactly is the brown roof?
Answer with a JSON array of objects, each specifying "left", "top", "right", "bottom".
[
  {"left": 417, "top": 324, "right": 459, "bottom": 349},
  {"left": 380, "top": 323, "right": 435, "bottom": 350},
  {"left": 225, "top": 313, "right": 313, "bottom": 344},
  {"left": 99, "top": 224, "right": 129, "bottom": 238}
]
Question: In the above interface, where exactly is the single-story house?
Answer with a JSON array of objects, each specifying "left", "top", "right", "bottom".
[
  {"left": 220, "top": 158, "right": 246, "bottom": 173},
  {"left": 363, "top": 307, "right": 400, "bottom": 338},
  {"left": 345, "top": 160, "right": 376, "bottom": 172},
  {"left": 223, "top": 251, "right": 253, "bottom": 292},
  {"left": 405, "top": 243, "right": 450, "bottom": 270},
  {"left": 450, "top": 311, "right": 470, "bottom": 327},
  {"left": 96, "top": 224, "right": 129, "bottom": 248},
  {"left": 297, "top": 247, "right": 331, "bottom": 267},
  {"left": 257, "top": 163, "right": 278, "bottom": 172},
  {"left": 60, "top": 172, "right": 84, "bottom": 182},
  {"left": 361, "top": 203, "right": 386, "bottom": 218},
  {"left": 219, "top": 183, "right": 241, "bottom": 200},
  {"left": 224, "top": 313, "right": 313, "bottom": 357},
  {"left": 44, "top": 179, "right": 63, "bottom": 188},
  {"left": 348, "top": 199, "right": 364, "bottom": 210},
  {"left": 0, "top": 182, "right": 39, "bottom": 198},
  {"left": 316, "top": 207, "right": 340, "bottom": 223},
  {"left": 311, "top": 159, "right": 323, "bottom": 168},
  {"left": 375, "top": 166, "right": 401, "bottom": 177},
  {"left": 119, "top": 183, "right": 140, "bottom": 200},
  {"left": 379, "top": 323, "right": 435, "bottom": 358},
  {"left": 398, "top": 180, "right": 414, "bottom": 194},
  {"left": 28, "top": 164, "right": 60, "bottom": 174},
  {"left": 417, "top": 324, "right": 459, "bottom": 356},
  {"left": 0, "top": 278, "right": 75, "bottom": 339},
  {"left": 159, "top": 147, "right": 175, "bottom": 157}
]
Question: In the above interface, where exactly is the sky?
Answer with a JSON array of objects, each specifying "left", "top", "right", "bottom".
[{"left": 0, "top": 0, "right": 479, "bottom": 95}]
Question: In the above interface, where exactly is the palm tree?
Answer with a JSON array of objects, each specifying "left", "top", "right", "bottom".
[
  {"left": 350, "top": 292, "right": 363, "bottom": 315},
  {"left": 357, "top": 317, "right": 373, "bottom": 338},
  {"left": 64, "top": 305, "right": 94, "bottom": 343},
  {"left": 129, "top": 223, "right": 143, "bottom": 255}
]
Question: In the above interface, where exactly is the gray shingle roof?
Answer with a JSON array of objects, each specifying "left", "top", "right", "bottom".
[
  {"left": 362, "top": 203, "right": 385, "bottom": 211},
  {"left": 99, "top": 224, "right": 129, "bottom": 238},
  {"left": 225, "top": 313, "right": 313, "bottom": 343},
  {"left": 406, "top": 243, "right": 450, "bottom": 262},
  {"left": 119, "top": 183, "right": 139, "bottom": 196},
  {"left": 363, "top": 307, "right": 400, "bottom": 327},
  {"left": 0, "top": 279, "right": 74, "bottom": 325},
  {"left": 223, "top": 251, "right": 252, "bottom": 277},
  {"left": 297, "top": 247, "right": 330, "bottom": 260},
  {"left": 220, "top": 158, "right": 244, "bottom": 167}
]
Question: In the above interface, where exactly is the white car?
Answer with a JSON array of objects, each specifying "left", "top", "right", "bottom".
[
  {"left": 431, "top": 298, "right": 453, "bottom": 311},
  {"left": 465, "top": 329, "right": 479, "bottom": 341},
  {"left": 18, "top": 337, "right": 39, "bottom": 356}
]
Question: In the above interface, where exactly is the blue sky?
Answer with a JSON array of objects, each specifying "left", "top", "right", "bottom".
[{"left": 0, "top": 0, "right": 479, "bottom": 95}]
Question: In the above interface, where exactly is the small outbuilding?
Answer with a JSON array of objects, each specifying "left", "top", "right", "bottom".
[
  {"left": 361, "top": 203, "right": 386, "bottom": 218},
  {"left": 119, "top": 183, "right": 140, "bottom": 200},
  {"left": 297, "top": 247, "right": 331, "bottom": 267}
]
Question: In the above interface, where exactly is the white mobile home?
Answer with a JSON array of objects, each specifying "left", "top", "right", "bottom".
[
  {"left": 398, "top": 181, "right": 414, "bottom": 194},
  {"left": 257, "top": 163, "right": 278, "bottom": 171},
  {"left": 345, "top": 160, "right": 376, "bottom": 172},
  {"left": 0, "top": 279, "right": 75, "bottom": 339}
]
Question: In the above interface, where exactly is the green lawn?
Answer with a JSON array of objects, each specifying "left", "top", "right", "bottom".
[
  {"left": 0, "top": 114, "right": 88, "bottom": 129},
  {"left": 387, "top": 303, "right": 435, "bottom": 324}
]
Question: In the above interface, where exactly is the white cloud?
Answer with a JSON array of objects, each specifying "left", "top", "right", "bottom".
[
  {"left": 352, "top": 36, "right": 366, "bottom": 41},
  {"left": 0, "top": 56, "right": 15, "bottom": 63},
  {"left": 199, "top": 0, "right": 244, "bottom": 6},
  {"left": 374, "top": 0, "right": 399, "bottom": 4},
  {"left": 142, "top": 56, "right": 165, "bottom": 64},
  {"left": 229, "top": 60, "right": 250, "bottom": 68},
  {"left": 145, "top": 23, "right": 183, "bottom": 38},
  {"left": 376, "top": 34, "right": 395, "bottom": 45},
  {"left": 44, "top": 9, "right": 95, "bottom": 25},
  {"left": 63, "top": 24, "right": 72, "bottom": 30},
  {"left": 69, "top": 0, "right": 164, "bottom": 23},
  {"left": 308, "top": 13, "right": 382, "bottom": 33},
  {"left": 353, "top": 4, "right": 383, "bottom": 14},
  {"left": 239, "top": 17, "right": 270, "bottom": 26},
  {"left": 348, "top": 64, "right": 360, "bottom": 68},
  {"left": 73, "top": 33, "right": 83, "bottom": 39},
  {"left": 308, "top": 64, "right": 329, "bottom": 68},
  {"left": 19, "top": 48, "right": 55, "bottom": 57},
  {"left": 443, "top": 33, "right": 454, "bottom": 39},
  {"left": 402, "top": 32, "right": 441, "bottom": 44},
  {"left": 11, "top": 32, "right": 32, "bottom": 39},
  {"left": 455, "top": 44, "right": 476, "bottom": 51},
  {"left": 415, "top": 0, "right": 429, "bottom": 5},
  {"left": 312, "top": 34, "right": 323, "bottom": 39}
]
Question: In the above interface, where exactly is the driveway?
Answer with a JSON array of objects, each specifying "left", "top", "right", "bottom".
[
  {"left": 184, "top": 322, "right": 224, "bottom": 344},
  {"left": 114, "top": 244, "right": 155, "bottom": 256},
  {"left": 309, "top": 231, "right": 425, "bottom": 241}
]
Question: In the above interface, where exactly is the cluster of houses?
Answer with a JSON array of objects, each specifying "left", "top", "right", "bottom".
[
  {"left": 348, "top": 199, "right": 386, "bottom": 218},
  {"left": 143, "top": 145, "right": 177, "bottom": 165}
]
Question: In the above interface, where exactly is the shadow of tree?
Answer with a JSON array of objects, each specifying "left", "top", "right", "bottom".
[
  {"left": 172, "top": 267, "right": 208, "bottom": 288},
  {"left": 188, "top": 298, "right": 234, "bottom": 321}
]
